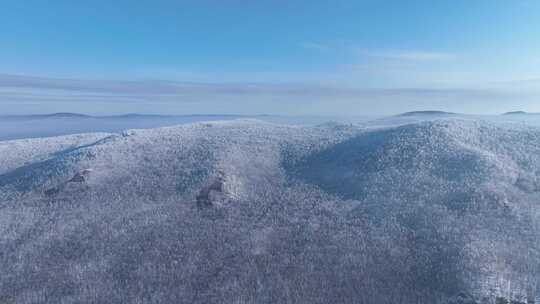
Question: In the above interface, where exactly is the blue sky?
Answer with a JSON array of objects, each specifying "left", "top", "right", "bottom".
[{"left": 1, "top": 0, "right": 539, "bottom": 115}]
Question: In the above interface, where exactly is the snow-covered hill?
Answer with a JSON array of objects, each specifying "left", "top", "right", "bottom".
[{"left": 1, "top": 119, "right": 539, "bottom": 304}]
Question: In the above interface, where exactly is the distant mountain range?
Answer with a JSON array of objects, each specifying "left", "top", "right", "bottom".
[
  {"left": 2, "top": 110, "right": 538, "bottom": 120},
  {"left": 4, "top": 110, "right": 540, "bottom": 142}
]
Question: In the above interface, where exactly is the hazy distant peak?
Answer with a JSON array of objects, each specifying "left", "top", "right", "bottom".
[
  {"left": 396, "top": 110, "right": 457, "bottom": 117},
  {"left": 1, "top": 112, "right": 92, "bottom": 119},
  {"left": 44, "top": 112, "right": 92, "bottom": 118},
  {"left": 502, "top": 111, "right": 538, "bottom": 115}
]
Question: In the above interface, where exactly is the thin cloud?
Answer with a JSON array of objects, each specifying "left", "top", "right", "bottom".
[
  {"left": 488, "top": 78, "right": 540, "bottom": 86},
  {"left": 362, "top": 50, "right": 456, "bottom": 61},
  {"left": 0, "top": 74, "right": 518, "bottom": 106},
  {"left": 0, "top": 74, "right": 534, "bottom": 117},
  {"left": 0, "top": 74, "right": 395, "bottom": 98}
]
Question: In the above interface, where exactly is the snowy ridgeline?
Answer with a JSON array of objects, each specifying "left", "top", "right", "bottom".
[{"left": 1, "top": 117, "right": 540, "bottom": 304}]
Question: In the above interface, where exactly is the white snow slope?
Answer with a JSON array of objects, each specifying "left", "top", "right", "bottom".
[{"left": 1, "top": 118, "right": 539, "bottom": 304}]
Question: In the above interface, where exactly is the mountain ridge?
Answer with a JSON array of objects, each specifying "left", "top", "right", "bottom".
[{"left": 1, "top": 118, "right": 539, "bottom": 303}]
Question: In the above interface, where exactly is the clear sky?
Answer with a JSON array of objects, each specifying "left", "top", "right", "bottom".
[{"left": 1, "top": 0, "right": 539, "bottom": 115}]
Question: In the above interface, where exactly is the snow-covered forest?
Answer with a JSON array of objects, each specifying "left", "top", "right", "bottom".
[{"left": 1, "top": 114, "right": 540, "bottom": 303}]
